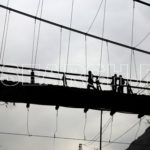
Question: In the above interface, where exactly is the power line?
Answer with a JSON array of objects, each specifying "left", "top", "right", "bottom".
[{"left": 0, "top": 4, "right": 150, "bottom": 56}]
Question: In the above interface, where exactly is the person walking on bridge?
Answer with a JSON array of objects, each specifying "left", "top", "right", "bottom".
[
  {"left": 87, "top": 71, "right": 95, "bottom": 89},
  {"left": 111, "top": 74, "right": 117, "bottom": 92},
  {"left": 118, "top": 75, "right": 125, "bottom": 93}
]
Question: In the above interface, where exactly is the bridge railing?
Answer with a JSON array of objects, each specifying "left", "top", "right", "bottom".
[{"left": 0, "top": 64, "right": 150, "bottom": 93}]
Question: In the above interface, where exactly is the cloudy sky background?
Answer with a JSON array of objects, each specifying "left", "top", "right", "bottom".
[{"left": 0, "top": 0, "right": 150, "bottom": 150}]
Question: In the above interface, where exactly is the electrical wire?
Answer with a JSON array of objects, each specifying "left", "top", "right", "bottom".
[
  {"left": 66, "top": 0, "right": 74, "bottom": 73},
  {"left": 86, "top": 0, "right": 104, "bottom": 33}
]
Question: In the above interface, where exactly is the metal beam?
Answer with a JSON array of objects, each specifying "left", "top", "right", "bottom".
[{"left": 0, "top": 4, "right": 150, "bottom": 55}]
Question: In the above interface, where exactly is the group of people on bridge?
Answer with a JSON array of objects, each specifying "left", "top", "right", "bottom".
[
  {"left": 30, "top": 70, "right": 133, "bottom": 94},
  {"left": 62, "top": 71, "right": 133, "bottom": 94}
]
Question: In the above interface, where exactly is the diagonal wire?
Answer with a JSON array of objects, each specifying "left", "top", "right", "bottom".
[
  {"left": 86, "top": 0, "right": 104, "bottom": 33},
  {"left": 34, "top": 0, "right": 44, "bottom": 69}
]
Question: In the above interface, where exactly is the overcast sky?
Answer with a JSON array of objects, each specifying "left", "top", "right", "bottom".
[{"left": 0, "top": 0, "right": 150, "bottom": 150}]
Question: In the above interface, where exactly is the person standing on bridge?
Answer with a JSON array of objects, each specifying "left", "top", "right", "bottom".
[
  {"left": 62, "top": 73, "right": 67, "bottom": 87},
  {"left": 111, "top": 74, "right": 117, "bottom": 92},
  {"left": 95, "top": 76, "right": 102, "bottom": 91},
  {"left": 87, "top": 71, "right": 95, "bottom": 89},
  {"left": 118, "top": 75, "right": 125, "bottom": 93}
]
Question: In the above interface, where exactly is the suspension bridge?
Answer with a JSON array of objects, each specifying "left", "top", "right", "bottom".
[
  {"left": 0, "top": 0, "right": 150, "bottom": 150},
  {"left": 0, "top": 0, "right": 150, "bottom": 117}
]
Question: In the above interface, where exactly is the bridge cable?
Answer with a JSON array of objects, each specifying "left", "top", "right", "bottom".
[
  {"left": 31, "top": 0, "right": 41, "bottom": 68},
  {"left": 109, "top": 116, "right": 113, "bottom": 142},
  {"left": 58, "top": 28, "right": 62, "bottom": 85},
  {"left": 66, "top": 0, "right": 75, "bottom": 73},
  {"left": 130, "top": 1, "right": 138, "bottom": 80},
  {"left": 84, "top": 36, "right": 88, "bottom": 75},
  {"left": 83, "top": 112, "right": 87, "bottom": 140},
  {"left": 106, "top": 42, "right": 111, "bottom": 77},
  {"left": 99, "top": 0, "right": 107, "bottom": 76},
  {"left": 54, "top": 109, "right": 59, "bottom": 138},
  {"left": 86, "top": 0, "right": 104, "bottom": 33},
  {"left": 34, "top": 0, "right": 44, "bottom": 69},
  {"left": 102, "top": 117, "right": 145, "bottom": 148},
  {"left": 1, "top": 11, "right": 10, "bottom": 65},
  {"left": 0, "top": 0, "right": 10, "bottom": 62},
  {"left": 26, "top": 108, "right": 30, "bottom": 136}
]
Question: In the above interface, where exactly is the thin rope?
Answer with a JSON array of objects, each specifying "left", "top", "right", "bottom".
[
  {"left": 109, "top": 117, "right": 113, "bottom": 142},
  {"left": 54, "top": 110, "right": 58, "bottom": 138},
  {"left": 106, "top": 42, "right": 111, "bottom": 77},
  {"left": 34, "top": 0, "right": 44, "bottom": 69},
  {"left": 58, "top": 28, "right": 62, "bottom": 85},
  {"left": 84, "top": 36, "right": 88, "bottom": 75},
  {"left": 27, "top": 108, "right": 30, "bottom": 136},
  {"left": 99, "top": 0, "right": 107, "bottom": 76},
  {"left": 134, "top": 118, "right": 142, "bottom": 140},
  {"left": 86, "top": 0, "right": 104, "bottom": 33},
  {"left": 65, "top": 0, "right": 74, "bottom": 73},
  {"left": 83, "top": 113, "right": 87, "bottom": 140}
]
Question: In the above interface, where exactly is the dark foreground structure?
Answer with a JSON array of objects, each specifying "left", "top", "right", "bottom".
[{"left": 0, "top": 80, "right": 149, "bottom": 116}]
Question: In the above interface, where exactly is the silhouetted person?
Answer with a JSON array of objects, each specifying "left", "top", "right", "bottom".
[
  {"left": 126, "top": 81, "right": 133, "bottom": 94},
  {"left": 111, "top": 74, "right": 117, "bottom": 92},
  {"left": 62, "top": 73, "right": 67, "bottom": 87},
  {"left": 95, "top": 77, "right": 102, "bottom": 91},
  {"left": 87, "top": 71, "right": 95, "bottom": 89},
  {"left": 118, "top": 75, "right": 125, "bottom": 93},
  {"left": 31, "top": 70, "right": 35, "bottom": 84}
]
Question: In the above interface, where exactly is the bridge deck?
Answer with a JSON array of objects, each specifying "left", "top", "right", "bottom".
[{"left": 0, "top": 80, "right": 149, "bottom": 116}]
